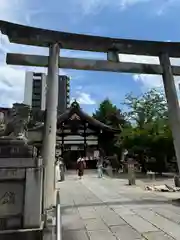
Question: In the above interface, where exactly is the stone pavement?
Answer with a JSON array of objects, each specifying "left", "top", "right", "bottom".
[{"left": 58, "top": 170, "right": 180, "bottom": 240}]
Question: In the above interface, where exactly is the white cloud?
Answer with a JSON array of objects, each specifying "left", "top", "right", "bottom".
[
  {"left": 118, "top": 53, "right": 180, "bottom": 99},
  {"left": 119, "top": 54, "right": 160, "bottom": 64},
  {"left": 76, "top": 86, "right": 83, "bottom": 90},
  {"left": 77, "top": 93, "right": 96, "bottom": 105},
  {"left": 134, "top": 73, "right": 180, "bottom": 94},
  {"left": 119, "top": 0, "right": 150, "bottom": 9},
  {"left": 156, "top": 0, "right": 180, "bottom": 16},
  {"left": 72, "top": 92, "right": 96, "bottom": 105},
  {"left": 133, "top": 74, "right": 162, "bottom": 89},
  {"left": 0, "top": 65, "right": 25, "bottom": 107},
  {"left": 118, "top": 53, "right": 180, "bottom": 92},
  {"left": 120, "top": 54, "right": 162, "bottom": 90},
  {"left": 0, "top": 1, "right": 28, "bottom": 107},
  {"left": 0, "top": 1, "right": 57, "bottom": 107},
  {"left": 76, "top": 0, "right": 179, "bottom": 15},
  {"left": 77, "top": 0, "right": 151, "bottom": 14},
  {"left": 0, "top": 33, "right": 9, "bottom": 54},
  {"left": 0, "top": 0, "right": 27, "bottom": 23}
]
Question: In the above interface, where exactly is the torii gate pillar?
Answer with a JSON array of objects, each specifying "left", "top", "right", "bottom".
[
  {"left": 42, "top": 43, "right": 60, "bottom": 210},
  {"left": 159, "top": 52, "right": 180, "bottom": 175}
]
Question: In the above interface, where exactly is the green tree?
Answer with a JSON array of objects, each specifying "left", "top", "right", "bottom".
[
  {"left": 93, "top": 99, "right": 127, "bottom": 156},
  {"left": 124, "top": 88, "right": 168, "bottom": 127},
  {"left": 122, "top": 89, "right": 174, "bottom": 173},
  {"left": 93, "top": 98, "right": 127, "bottom": 129}
]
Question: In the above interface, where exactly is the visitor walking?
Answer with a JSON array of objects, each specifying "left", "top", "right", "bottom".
[
  {"left": 77, "top": 157, "right": 86, "bottom": 179},
  {"left": 97, "top": 157, "right": 103, "bottom": 178}
]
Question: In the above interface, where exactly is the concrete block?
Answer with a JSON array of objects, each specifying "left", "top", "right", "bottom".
[
  {"left": 0, "top": 158, "right": 36, "bottom": 168},
  {"left": 24, "top": 167, "right": 43, "bottom": 228},
  {"left": 0, "top": 169, "right": 25, "bottom": 180}
]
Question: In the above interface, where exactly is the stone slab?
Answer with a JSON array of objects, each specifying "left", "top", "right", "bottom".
[
  {"left": 134, "top": 209, "right": 180, "bottom": 239},
  {"left": 121, "top": 214, "right": 158, "bottom": 233},
  {"left": 84, "top": 218, "right": 109, "bottom": 231},
  {"left": 88, "top": 230, "right": 117, "bottom": 240},
  {"left": 59, "top": 171, "right": 180, "bottom": 240},
  {"left": 153, "top": 208, "right": 180, "bottom": 224},
  {"left": 78, "top": 207, "right": 97, "bottom": 219},
  {"left": 62, "top": 215, "right": 85, "bottom": 231},
  {"left": 111, "top": 225, "right": 141, "bottom": 240},
  {"left": 62, "top": 230, "right": 89, "bottom": 240},
  {"left": 111, "top": 206, "right": 135, "bottom": 216},
  {"left": 142, "top": 231, "right": 175, "bottom": 240},
  {"left": 61, "top": 207, "right": 79, "bottom": 216},
  {"left": 95, "top": 206, "right": 127, "bottom": 226}
]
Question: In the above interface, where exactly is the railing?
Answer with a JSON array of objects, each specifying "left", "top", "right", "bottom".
[{"left": 56, "top": 191, "right": 62, "bottom": 240}]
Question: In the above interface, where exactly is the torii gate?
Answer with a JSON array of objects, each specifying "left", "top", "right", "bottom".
[{"left": 1, "top": 20, "right": 180, "bottom": 211}]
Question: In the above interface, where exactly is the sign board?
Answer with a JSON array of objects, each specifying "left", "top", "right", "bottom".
[
  {"left": 0, "top": 169, "right": 25, "bottom": 180},
  {"left": 0, "top": 182, "right": 24, "bottom": 217}
]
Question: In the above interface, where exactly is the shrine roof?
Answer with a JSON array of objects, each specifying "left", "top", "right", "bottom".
[
  {"left": 28, "top": 102, "right": 121, "bottom": 133},
  {"left": 57, "top": 101, "right": 121, "bottom": 133}
]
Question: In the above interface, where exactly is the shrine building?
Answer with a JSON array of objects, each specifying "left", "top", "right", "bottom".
[{"left": 28, "top": 101, "right": 119, "bottom": 169}]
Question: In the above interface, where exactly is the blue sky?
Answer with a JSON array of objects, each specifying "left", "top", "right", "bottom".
[{"left": 0, "top": 0, "right": 180, "bottom": 113}]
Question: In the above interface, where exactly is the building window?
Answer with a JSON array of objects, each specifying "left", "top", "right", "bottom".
[
  {"left": 33, "top": 73, "right": 42, "bottom": 77},
  {"left": 33, "top": 89, "right": 41, "bottom": 95},
  {"left": 32, "top": 100, "right": 41, "bottom": 107},
  {"left": 33, "top": 80, "right": 41, "bottom": 87}
]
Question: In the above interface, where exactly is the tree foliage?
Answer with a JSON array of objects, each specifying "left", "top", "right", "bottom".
[
  {"left": 122, "top": 89, "right": 175, "bottom": 173},
  {"left": 93, "top": 98, "right": 127, "bottom": 129},
  {"left": 124, "top": 89, "right": 168, "bottom": 127},
  {"left": 93, "top": 89, "right": 176, "bottom": 173},
  {"left": 93, "top": 99, "right": 127, "bottom": 156}
]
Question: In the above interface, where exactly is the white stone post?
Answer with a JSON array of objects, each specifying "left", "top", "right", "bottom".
[
  {"left": 159, "top": 52, "right": 180, "bottom": 174},
  {"left": 42, "top": 43, "right": 60, "bottom": 210}
]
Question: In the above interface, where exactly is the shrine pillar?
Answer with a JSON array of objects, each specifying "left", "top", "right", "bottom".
[
  {"left": 42, "top": 43, "right": 60, "bottom": 210},
  {"left": 159, "top": 52, "right": 180, "bottom": 174}
]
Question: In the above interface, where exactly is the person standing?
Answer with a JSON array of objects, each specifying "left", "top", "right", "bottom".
[
  {"left": 77, "top": 156, "right": 86, "bottom": 179},
  {"left": 59, "top": 157, "right": 65, "bottom": 181},
  {"left": 97, "top": 157, "right": 103, "bottom": 178}
]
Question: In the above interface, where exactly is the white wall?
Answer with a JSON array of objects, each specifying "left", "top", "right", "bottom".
[
  {"left": 56, "top": 135, "right": 98, "bottom": 145},
  {"left": 41, "top": 73, "right": 47, "bottom": 111},
  {"left": 23, "top": 72, "right": 47, "bottom": 110},
  {"left": 24, "top": 72, "right": 33, "bottom": 107}
]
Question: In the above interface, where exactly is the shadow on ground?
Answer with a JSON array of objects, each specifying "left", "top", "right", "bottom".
[
  {"left": 61, "top": 198, "right": 175, "bottom": 211},
  {"left": 110, "top": 172, "right": 174, "bottom": 181}
]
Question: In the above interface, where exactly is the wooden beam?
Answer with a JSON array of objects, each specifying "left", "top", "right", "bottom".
[
  {"left": 6, "top": 53, "right": 180, "bottom": 75},
  {"left": 1, "top": 20, "right": 180, "bottom": 57}
]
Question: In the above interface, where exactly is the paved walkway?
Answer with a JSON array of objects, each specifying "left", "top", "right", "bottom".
[{"left": 58, "top": 171, "right": 180, "bottom": 240}]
